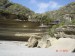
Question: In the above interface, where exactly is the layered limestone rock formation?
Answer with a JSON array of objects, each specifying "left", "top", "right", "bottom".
[
  {"left": 55, "top": 25, "right": 75, "bottom": 39},
  {"left": 0, "top": 20, "right": 49, "bottom": 41}
]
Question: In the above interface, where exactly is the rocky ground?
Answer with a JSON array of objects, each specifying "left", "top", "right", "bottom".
[{"left": 0, "top": 38, "right": 75, "bottom": 56}]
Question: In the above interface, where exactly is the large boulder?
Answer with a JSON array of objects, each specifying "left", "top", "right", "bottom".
[
  {"left": 49, "top": 38, "right": 75, "bottom": 52},
  {"left": 37, "top": 36, "right": 53, "bottom": 48},
  {"left": 28, "top": 36, "right": 38, "bottom": 48}
]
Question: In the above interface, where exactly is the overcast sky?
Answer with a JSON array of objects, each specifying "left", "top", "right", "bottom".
[{"left": 10, "top": 0, "right": 75, "bottom": 13}]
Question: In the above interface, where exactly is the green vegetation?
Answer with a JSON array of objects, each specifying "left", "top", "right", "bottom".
[
  {"left": 71, "top": 19, "right": 75, "bottom": 24},
  {"left": 0, "top": 0, "right": 35, "bottom": 20},
  {"left": 43, "top": 2, "right": 75, "bottom": 23},
  {"left": 0, "top": 0, "right": 75, "bottom": 23},
  {"left": 49, "top": 22, "right": 65, "bottom": 37},
  {"left": 0, "top": 0, "right": 9, "bottom": 6},
  {"left": 6, "top": 3, "right": 34, "bottom": 15}
]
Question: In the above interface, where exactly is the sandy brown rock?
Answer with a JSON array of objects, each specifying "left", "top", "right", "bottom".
[
  {"left": 28, "top": 36, "right": 38, "bottom": 48},
  {"left": 49, "top": 38, "right": 75, "bottom": 52}
]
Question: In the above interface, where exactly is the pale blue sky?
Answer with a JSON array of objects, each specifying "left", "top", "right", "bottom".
[{"left": 10, "top": 0, "right": 75, "bottom": 13}]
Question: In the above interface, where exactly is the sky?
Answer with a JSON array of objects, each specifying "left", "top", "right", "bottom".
[{"left": 10, "top": 0, "right": 75, "bottom": 13}]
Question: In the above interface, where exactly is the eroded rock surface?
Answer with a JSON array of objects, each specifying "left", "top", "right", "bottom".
[{"left": 28, "top": 36, "right": 38, "bottom": 48}]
